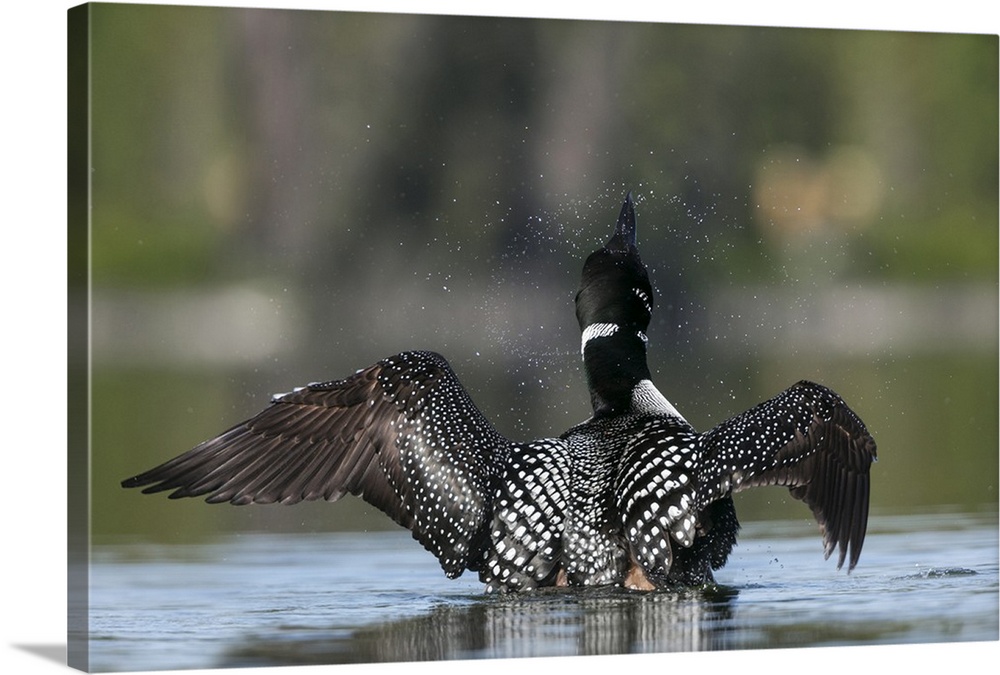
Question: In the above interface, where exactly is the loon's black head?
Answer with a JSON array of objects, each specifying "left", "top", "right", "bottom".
[
  {"left": 575, "top": 193, "right": 657, "bottom": 418},
  {"left": 575, "top": 193, "right": 654, "bottom": 333}
]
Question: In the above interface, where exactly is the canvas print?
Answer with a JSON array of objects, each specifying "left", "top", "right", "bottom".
[{"left": 68, "top": 3, "right": 999, "bottom": 672}]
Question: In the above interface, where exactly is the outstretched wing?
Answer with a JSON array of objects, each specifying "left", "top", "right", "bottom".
[
  {"left": 121, "top": 350, "right": 512, "bottom": 577},
  {"left": 698, "top": 381, "right": 877, "bottom": 571}
]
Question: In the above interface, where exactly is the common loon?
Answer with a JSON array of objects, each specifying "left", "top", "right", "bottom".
[{"left": 122, "top": 194, "right": 877, "bottom": 592}]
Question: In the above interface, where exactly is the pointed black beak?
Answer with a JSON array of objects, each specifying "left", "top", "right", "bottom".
[{"left": 607, "top": 192, "right": 636, "bottom": 252}]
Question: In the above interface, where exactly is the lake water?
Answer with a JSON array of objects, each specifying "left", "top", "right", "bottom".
[{"left": 85, "top": 511, "right": 998, "bottom": 672}]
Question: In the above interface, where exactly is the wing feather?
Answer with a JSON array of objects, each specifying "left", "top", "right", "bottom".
[
  {"left": 699, "top": 381, "right": 877, "bottom": 571},
  {"left": 121, "top": 350, "right": 512, "bottom": 577}
]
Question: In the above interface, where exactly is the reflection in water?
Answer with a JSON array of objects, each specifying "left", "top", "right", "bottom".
[
  {"left": 88, "top": 514, "right": 998, "bottom": 671},
  {"left": 227, "top": 586, "right": 739, "bottom": 666}
]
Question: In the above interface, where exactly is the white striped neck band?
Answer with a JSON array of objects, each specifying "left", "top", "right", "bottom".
[{"left": 580, "top": 322, "right": 648, "bottom": 356}]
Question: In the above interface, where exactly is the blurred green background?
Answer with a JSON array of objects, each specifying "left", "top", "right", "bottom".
[{"left": 76, "top": 4, "right": 998, "bottom": 542}]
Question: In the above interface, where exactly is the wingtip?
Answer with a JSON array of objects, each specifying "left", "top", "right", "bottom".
[{"left": 121, "top": 474, "right": 143, "bottom": 489}]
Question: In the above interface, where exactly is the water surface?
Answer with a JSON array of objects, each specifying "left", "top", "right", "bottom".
[{"left": 88, "top": 511, "right": 998, "bottom": 671}]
